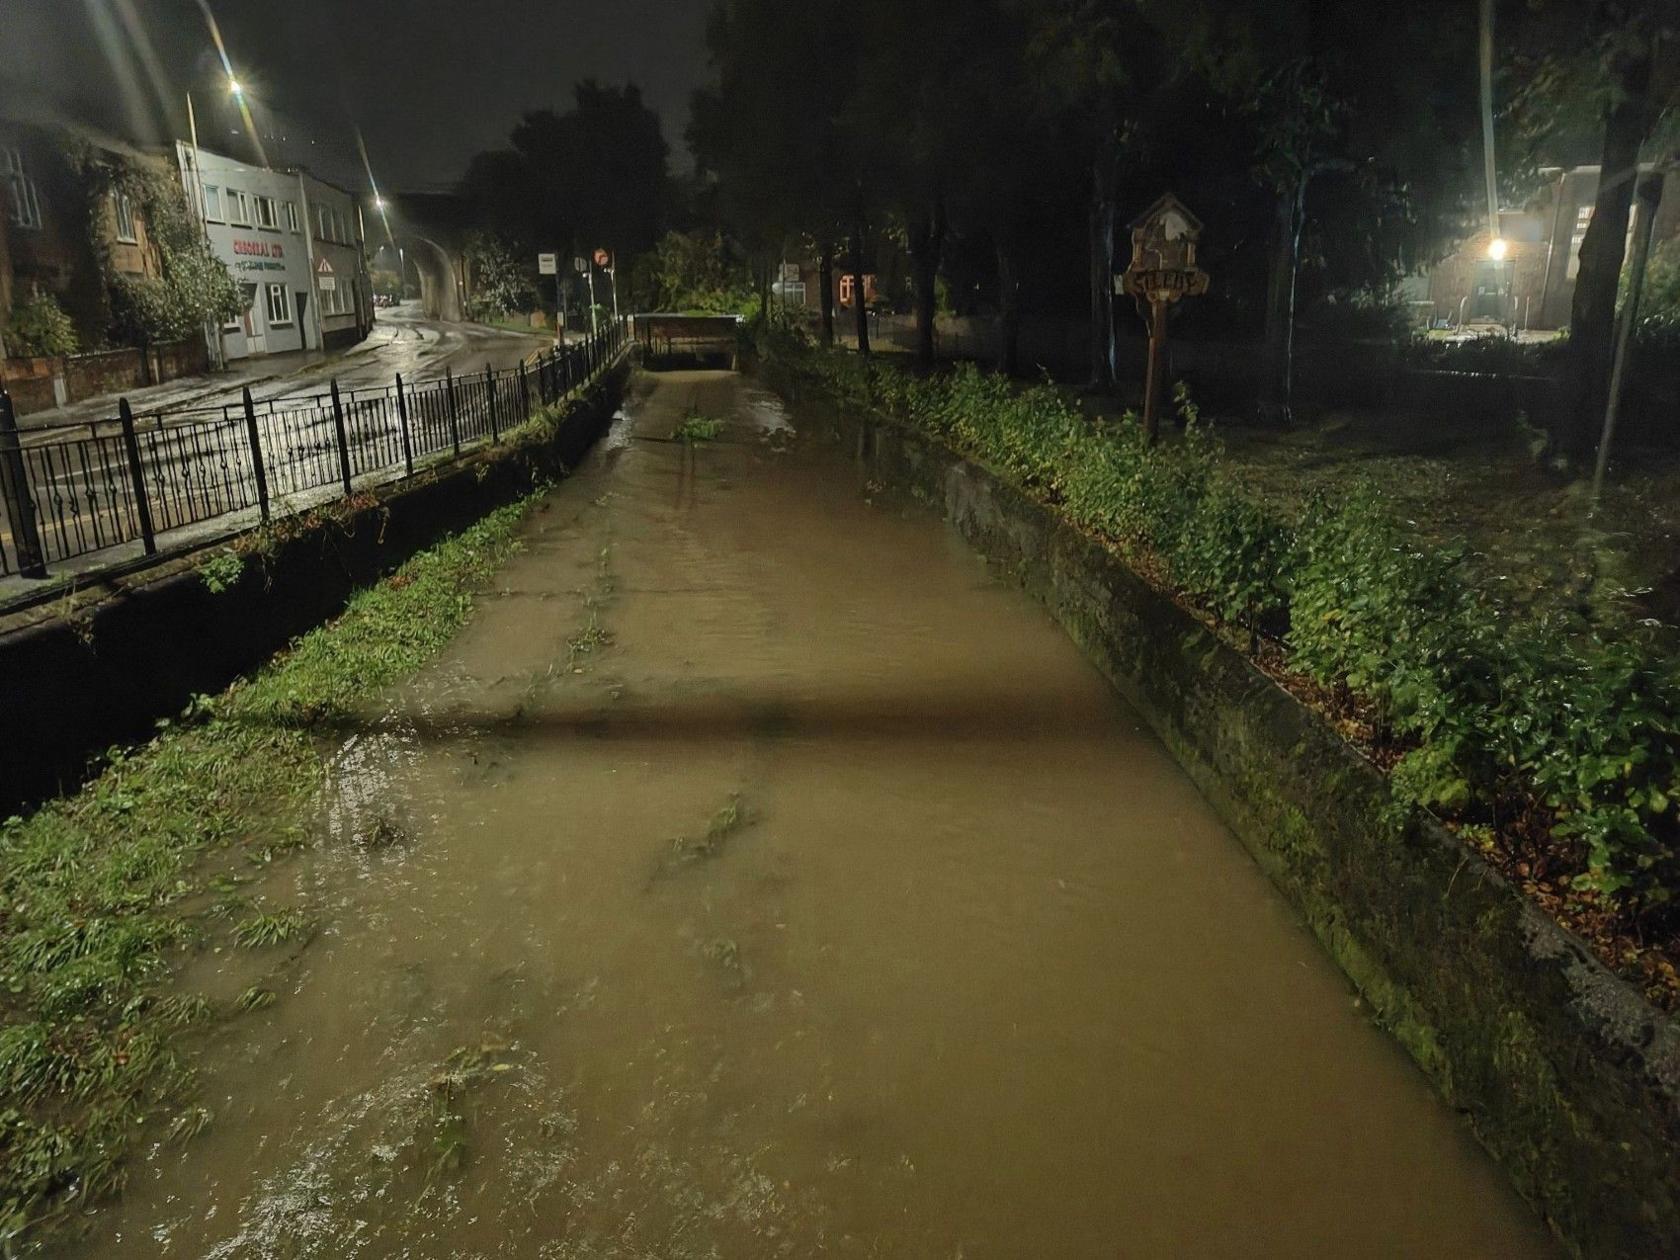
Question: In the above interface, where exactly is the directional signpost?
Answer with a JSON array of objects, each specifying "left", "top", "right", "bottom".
[
  {"left": 1118, "top": 193, "right": 1210, "bottom": 442},
  {"left": 538, "top": 252, "right": 561, "bottom": 344},
  {"left": 577, "top": 254, "right": 599, "bottom": 335}
]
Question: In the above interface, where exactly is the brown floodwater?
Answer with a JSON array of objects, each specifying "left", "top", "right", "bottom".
[{"left": 67, "top": 370, "right": 1552, "bottom": 1258}]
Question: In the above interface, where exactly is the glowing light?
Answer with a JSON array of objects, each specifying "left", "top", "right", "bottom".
[
  {"left": 1487, "top": 237, "right": 1508, "bottom": 262},
  {"left": 228, "top": 77, "right": 243, "bottom": 97}
]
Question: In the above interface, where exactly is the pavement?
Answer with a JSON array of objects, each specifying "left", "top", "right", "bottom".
[{"left": 17, "top": 302, "right": 555, "bottom": 436}]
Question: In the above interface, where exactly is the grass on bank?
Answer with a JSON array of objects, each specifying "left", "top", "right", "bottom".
[
  {"left": 764, "top": 330, "right": 1680, "bottom": 1011},
  {"left": 0, "top": 490, "right": 543, "bottom": 1246}
]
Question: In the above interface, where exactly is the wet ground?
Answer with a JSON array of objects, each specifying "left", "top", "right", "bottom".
[{"left": 68, "top": 370, "right": 1552, "bottom": 1258}]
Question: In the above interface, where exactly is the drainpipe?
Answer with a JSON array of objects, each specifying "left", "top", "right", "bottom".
[{"left": 297, "top": 172, "right": 324, "bottom": 354}]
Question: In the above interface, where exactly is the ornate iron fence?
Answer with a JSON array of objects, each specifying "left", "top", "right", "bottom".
[{"left": 0, "top": 319, "right": 627, "bottom": 583}]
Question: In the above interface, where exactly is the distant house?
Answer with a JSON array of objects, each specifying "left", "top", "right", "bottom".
[
  {"left": 774, "top": 259, "right": 878, "bottom": 314},
  {"left": 1424, "top": 163, "right": 1680, "bottom": 332}
]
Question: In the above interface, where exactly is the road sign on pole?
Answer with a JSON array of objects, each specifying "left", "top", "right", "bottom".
[{"left": 537, "top": 252, "right": 558, "bottom": 276}]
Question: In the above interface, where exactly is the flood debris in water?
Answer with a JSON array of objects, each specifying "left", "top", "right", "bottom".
[{"left": 659, "top": 793, "right": 751, "bottom": 875}]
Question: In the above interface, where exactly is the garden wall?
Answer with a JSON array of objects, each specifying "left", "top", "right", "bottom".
[
  {"left": 0, "top": 363, "right": 627, "bottom": 817},
  {"left": 0, "top": 337, "right": 208, "bottom": 417},
  {"left": 775, "top": 370, "right": 1680, "bottom": 1260}
]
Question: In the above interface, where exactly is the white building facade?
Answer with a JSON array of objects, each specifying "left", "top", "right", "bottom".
[{"left": 174, "top": 142, "right": 372, "bottom": 361}]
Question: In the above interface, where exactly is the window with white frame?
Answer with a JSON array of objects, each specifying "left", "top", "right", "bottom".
[
  {"left": 227, "top": 188, "right": 250, "bottom": 226},
  {"left": 316, "top": 204, "right": 330, "bottom": 241},
  {"left": 202, "top": 184, "right": 223, "bottom": 221},
  {"left": 3, "top": 146, "right": 43, "bottom": 230},
  {"left": 285, "top": 200, "right": 299, "bottom": 232},
  {"left": 113, "top": 192, "right": 138, "bottom": 243},
  {"left": 255, "top": 195, "right": 278, "bottom": 230},
  {"left": 265, "top": 282, "right": 292, "bottom": 326}
]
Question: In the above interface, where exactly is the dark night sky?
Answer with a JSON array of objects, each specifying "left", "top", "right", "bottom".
[{"left": 0, "top": 0, "right": 714, "bottom": 191}]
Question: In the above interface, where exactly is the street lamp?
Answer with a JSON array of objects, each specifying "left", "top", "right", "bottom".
[
  {"left": 1487, "top": 237, "right": 1508, "bottom": 262},
  {"left": 228, "top": 77, "right": 243, "bottom": 98}
]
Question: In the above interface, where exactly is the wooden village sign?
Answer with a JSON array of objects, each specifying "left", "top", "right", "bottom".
[{"left": 1117, "top": 193, "right": 1210, "bottom": 440}]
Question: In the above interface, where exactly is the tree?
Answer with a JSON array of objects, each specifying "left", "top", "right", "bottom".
[
  {"left": 462, "top": 232, "right": 536, "bottom": 322},
  {"left": 689, "top": 0, "right": 853, "bottom": 334},
  {"left": 1523, "top": 1, "right": 1680, "bottom": 463},
  {"left": 458, "top": 82, "right": 672, "bottom": 304}
]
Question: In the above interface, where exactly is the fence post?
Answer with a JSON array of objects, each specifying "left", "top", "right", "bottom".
[
  {"left": 395, "top": 374, "right": 416, "bottom": 477},
  {"left": 329, "top": 379, "right": 354, "bottom": 497},
  {"left": 0, "top": 390, "right": 47, "bottom": 578},
  {"left": 485, "top": 362, "right": 500, "bottom": 442},
  {"left": 518, "top": 360, "right": 532, "bottom": 418},
  {"left": 241, "top": 386, "right": 270, "bottom": 521},
  {"left": 444, "top": 367, "right": 462, "bottom": 457},
  {"left": 117, "top": 398, "right": 157, "bottom": 556}
]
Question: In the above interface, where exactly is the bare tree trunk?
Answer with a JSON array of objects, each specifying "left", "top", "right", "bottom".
[
  {"left": 850, "top": 212, "right": 870, "bottom": 357},
  {"left": 908, "top": 200, "right": 947, "bottom": 367},
  {"left": 819, "top": 242, "right": 835, "bottom": 346},
  {"left": 1087, "top": 154, "right": 1116, "bottom": 389},
  {"left": 996, "top": 235, "right": 1021, "bottom": 376},
  {"left": 1259, "top": 187, "right": 1297, "bottom": 424},
  {"left": 1563, "top": 37, "right": 1656, "bottom": 464}
]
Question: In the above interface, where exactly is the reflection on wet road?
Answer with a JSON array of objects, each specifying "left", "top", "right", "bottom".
[{"left": 67, "top": 370, "right": 1552, "bottom": 1258}]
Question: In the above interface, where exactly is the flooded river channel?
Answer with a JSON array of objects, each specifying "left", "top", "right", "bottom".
[{"left": 72, "top": 371, "right": 1550, "bottom": 1257}]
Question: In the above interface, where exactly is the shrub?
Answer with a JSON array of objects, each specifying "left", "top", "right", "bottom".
[{"left": 3, "top": 289, "right": 78, "bottom": 358}]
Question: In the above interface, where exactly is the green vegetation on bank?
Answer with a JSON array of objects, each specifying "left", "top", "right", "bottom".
[
  {"left": 0, "top": 492, "right": 542, "bottom": 1245},
  {"left": 766, "top": 331, "right": 1680, "bottom": 1004}
]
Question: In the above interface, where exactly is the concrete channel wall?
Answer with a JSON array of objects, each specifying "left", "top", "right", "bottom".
[
  {"left": 0, "top": 363, "right": 629, "bottom": 818},
  {"left": 772, "top": 371, "right": 1680, "bottom": 1260}
]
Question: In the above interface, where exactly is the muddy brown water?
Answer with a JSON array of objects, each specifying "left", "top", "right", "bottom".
[{"left": 68, "top": 370, "right": 1552, "bottom": 1258}]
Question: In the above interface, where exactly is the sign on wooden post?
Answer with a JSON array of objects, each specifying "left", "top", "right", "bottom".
[{"left": 1117, "top": 193, "right": 1210, "bottom": 442}]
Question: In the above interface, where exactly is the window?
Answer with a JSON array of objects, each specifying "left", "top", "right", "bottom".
[
  {"left": 203, "top": 184, "right": 223, "bottom": 221},
  {"left": 227, "top": 188, "right": 250, "bottom": 226},
  {"left": 316, "top": 204, "right": 331, "bottom": 241},
  {"left": 113, "top": 192, "right": 138, "bottom": 243},
  {"left": 285, "top": 200, "right": 299, "bottom": 232},
  {"left": 265, "top": 282, "right": 292, "bottom": 326},
  {"left": 255, "top": 195, "right": 278, "bottom": 230},
  {"left": 3, "top": 146, "right": 43, "bottom": 230}
]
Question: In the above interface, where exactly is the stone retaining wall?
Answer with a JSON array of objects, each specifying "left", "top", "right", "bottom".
[
  {"left": 775, "top": 370, "right": 1680, "bottom": 1260},
  {"left": 0, "top": 364, "right": 627, "bottom": 816}
]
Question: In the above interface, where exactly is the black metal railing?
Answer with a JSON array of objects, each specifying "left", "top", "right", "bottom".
[{"left": 0, "top": 318, "right": 629, "bottom": 582}]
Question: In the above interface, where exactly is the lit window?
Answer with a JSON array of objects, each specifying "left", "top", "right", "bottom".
[
  {"left": 203, "top": 184, "right": 223, "bottom": 221},
  {"left": 285, "top": 201, "right": 299, "bottom": 232},
  {"left": 265, "top": 282, "right": 292, "bottom": 326},
  {"left": 3, "top": 146, "right": 43, "bottom": 230},
  {"left": 228, "top": 189, "right": 250, "bottom": 226},
  {"left": 255, "top": 195, "right": 278, "bottom": 230},
  {"left": 113, "top": 192, "right": 138, "bottom": 243}
]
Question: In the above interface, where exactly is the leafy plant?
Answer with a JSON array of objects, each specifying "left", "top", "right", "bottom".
[
  {"left": 198, "top": 549, "right": 245, "bottom": 594},
  {"left": 3, "top": 288, "right": 79, "bottom": 358},
  {"left": 671, "top": 413, "right": 725, "bottom": 442}
]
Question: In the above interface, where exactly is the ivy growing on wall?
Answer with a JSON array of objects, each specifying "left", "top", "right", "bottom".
[{"left": 68, "top": 143, "right": 245, "bottom": 346}]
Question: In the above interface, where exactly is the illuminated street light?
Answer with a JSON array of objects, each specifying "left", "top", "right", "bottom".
[
  {"left": 1487, "top": 237, "right": 1508, "bottom": 262},
  {"left": 228, "top": 77, "right": 243, "bottom": 97}
]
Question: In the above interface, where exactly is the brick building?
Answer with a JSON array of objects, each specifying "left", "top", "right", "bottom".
[{"left": 0, "top": 117, "right": 170, "bottom": 349}]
